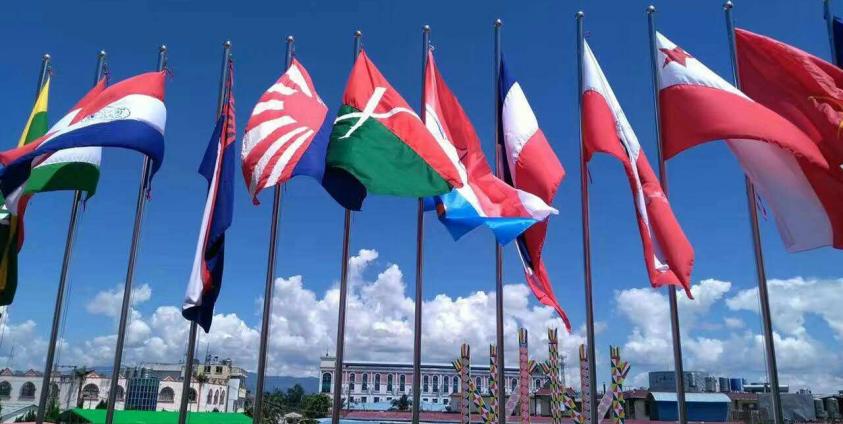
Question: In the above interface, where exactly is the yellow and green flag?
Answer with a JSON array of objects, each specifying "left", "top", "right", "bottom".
[{"left": 0, "top": 78, "right": 49, "bottom": 305}]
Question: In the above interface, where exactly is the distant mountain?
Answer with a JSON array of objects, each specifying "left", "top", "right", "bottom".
[{"left": 245, "top": 373, "right": 319, "bottom": 394}]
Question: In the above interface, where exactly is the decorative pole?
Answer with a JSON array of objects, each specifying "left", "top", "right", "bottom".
[
  {"left": 489, "top": 345, "right": 500, "bottom": 424},
  {"left": 825, "top": 0, "right": 838, "bottom": 64},
  {"left": 722, "top": 3, "right": 784, "bottom": 423},
  {"left": 517, "top": 329, "right": 530, "bottom": 424},
  {"left": 645, "top": 6, "right": 688, "bottom": 424},
  {"left": 457, "top": 344, "right": 471, "bottom": 424},
  {"left": 105, "top": 44, "right": 168, "bottom": 424},
  {"left": 578, "top": 345, "right": 591, "bottom": 424},
  {"left": 178, "top": 40, "right": 232, "bottom": 424},
  {"left": 411, "top": 24, "right": 431, "bottom": 424},
  {"left": 541, "top": 329, "right": 562, "bottom": 424},
  {"left": 35, "top": 50, "right": 70, "bottom": 424},
  {"left": 492, "top": 19, "right": 507, "bottom": 424},
  {"left": 609, "top": 346, "right": 630, "bottom": 424},
  {"left": 330, "top": 30, "right": 362, "bottom": 424},
  {"left": 575, "top": 11, "right": 599, "bottom": 424}
]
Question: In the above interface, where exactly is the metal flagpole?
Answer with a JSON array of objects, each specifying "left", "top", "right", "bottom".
[
  {"left": 645, "top": 6, "right": 688, "bottom": 424},
  {"left": 105, "top": 44, "right": 168, "bottom": 424},
  {"left": 826, "top": 0, "right": 838, "bottom": 64},
  {"left": 574, "top": 12, "right": 599, "bottom": 424},
  {"left": 723, "top": 3, "right": 784, "bottom": 423},
  {"left": 178, "top": 40, "right": 232, "bottom": 424},
  {"left": 34, "top": 50, "right": 73, "bottom": 424},
  {"left": 492, "top": 18, "right": 507, "bottom": 424},
  {"left": 252, "top": 36, "right": 295, "bottom": 424},
  {"left": 331, "top": 31, "right": 362, "bottom": 424},
  {"left": 411, "top": 24, "right": 430, "bottom": 424}
]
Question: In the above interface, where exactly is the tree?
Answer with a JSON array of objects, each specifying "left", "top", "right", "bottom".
[
  {"left": 300, "top": 394, "right": 330, "bottom": 419},
  {"left": 286, "top": 384, "right": 305, "bottom": 408},
  {"left": 96, "top": 400, "right": 107, "bottom": 409},
  {"left": 73, "top": 366, "right": 91, "bottom": 408},
  {"left": 195, "top": 373, "right": 209, "bottom": 412},
  {"left": 14, "top": 410, "right": 36, "bottom": 422},
  {"left": 391, "top": 394, "right": 410, "bottom": 412}
]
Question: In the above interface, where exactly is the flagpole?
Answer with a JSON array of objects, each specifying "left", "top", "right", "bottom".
[
  {"left": 178, "top": 40, "right": 231, "bottom": 424},
  {"left": 331, "top": 31, "right": 362, "bottom": 424},
  {"left": 411, "top": 24, "right": 430, "bottom": 424},
  {"left": 252, "top": 36, "right": 294, "bottom": 424},
  {"left": 825, "top": 0, "right": 838, "bottom": 64},
  {"left": 105, "top": 44, "right": 168, "bottom": 424},
  {"left": 33, "top": 51, "right": 72, "bottom": 424},
  {"left": 645, "top": 7, "right": 688, "bottom": 424},
  {"left": 722, "top": 3, "right": 784, "bottom": 423},
  {"left": 492, "top": 18, "right": 507, "bottom": 424},
  {"left": 575, "top": 12, "right": 599, "bottom": 424}
]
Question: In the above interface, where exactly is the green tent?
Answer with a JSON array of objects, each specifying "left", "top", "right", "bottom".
[{"left": 58, "top": 408, "right": 251, "bottom": 424}]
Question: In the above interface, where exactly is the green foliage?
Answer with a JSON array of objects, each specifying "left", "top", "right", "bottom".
[
  {"left": 391, "top": 394, "right": 411, "bottom": 412},
  {"left": 95, "top": 400, "right": 107, "bottom": 409},
  {"left": 14, "top": 410, "right": 36, "bottom": 422},
  {"left": 300, "top": 394, "right": 330, "bottom": 419}
]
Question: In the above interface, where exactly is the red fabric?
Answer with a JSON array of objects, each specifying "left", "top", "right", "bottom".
[
  {"left": 344, "top": 51, "right": 463, "bottom": 189},
  {"left": 582, "top": 91, "right": 694, "bottom": 297},
  {"left": 736, "top": 28, "right": 843, "bottom": 249}
]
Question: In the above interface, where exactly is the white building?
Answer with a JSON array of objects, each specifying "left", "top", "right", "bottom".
[
  {"left": 0, "top": 358, "right": 248, "bottom": 422},
  {"left": 318, "top": 355, "right": 547, "bottom": 408}
]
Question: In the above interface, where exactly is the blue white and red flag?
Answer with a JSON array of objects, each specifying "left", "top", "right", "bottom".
[{"left": 183, "top": 61, "right": 236, "bottom": 331}]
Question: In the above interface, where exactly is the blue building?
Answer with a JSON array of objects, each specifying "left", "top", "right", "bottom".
[
  {"left": 648, "top": 392, "right": 731, "bottom": 422},
  {"left": 125, "top": 368, "right": 160, "bottom": 411}
]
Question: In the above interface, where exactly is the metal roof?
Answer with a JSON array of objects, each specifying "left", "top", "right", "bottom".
[{"left": 650, "top": 392, "right": 731, "bottom": 403}]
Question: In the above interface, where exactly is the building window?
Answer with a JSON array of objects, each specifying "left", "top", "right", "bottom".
[
  {"left": 349, "top": 373, "right": 356, "bottom": 391},
  {"left": 215, "top": 366, "right": 223, "bottom": 373},
  {"left": 115, "top": 385, "right": 125, "bottom": 402},
  {"left": 362, "top": 373, "right": 369, "bottom": 391},
  {"left": 433, "top": 398, "right": 438, "bottom": 403},
  {"left": 207, "top": 390, "right": 214, "bottom": 404},
  {"left": 443, "top": 376, "right": 450, "bottom": 393},
  {"left": 0, "top": 381, "right": 11, "bottom": 398},
  {"left": 452, "top": 376, "right": 459, "bottom": 393},
  {"left": 534, "top": 378, "right": 541, "bottom": 390},
  {"left": 399, "top": 375, "right": 406, "bottom": 392},
  {"left": 374, "top": 396, "right": 379, "bottom": 403},
  {"left": 432, "top": 376, "right": 439, "bottom": 393},
  {"left": 322, "top": 372, "right": 332, "bottom": 393},
  {"left": 188, "top": 388, "right": 197, "bottom": 403},
  {"left": 204, "top": 366, "right": 211, "bottom": 372},
  {"left": 510, "top": 378, "right": 517, "bottom": 393},
  {"left": 387, "top": 374, "right": 393, "bottom": 392},
  {"left": 158, "top": 387, "right": 175, "bottom": 403},
  {"left": 220, "top": 390, "right": 226, "bottom": 404},
  {"left": 444, "top": 399, "right": 449, "bottom": 405},
  {"left": 374, "top": 374, "right": 381, "bottom": 392},
  {"left": 361, "top": 396, "right": 367, "bottom": 403},
  {"left": 423, "top": 398, "right": 429, "bottom": 403},
  {"left": 19, "top": 382, "right": 36, "bottom": 399},
  {"left": 423, "top": 375, "right": 429, "bottom": 393},
  {"left": 82, "top": 384, "right": 99, "bottom": 401},
  {"left": 475, "top": 377, "right": 482, "bottom": 393}
]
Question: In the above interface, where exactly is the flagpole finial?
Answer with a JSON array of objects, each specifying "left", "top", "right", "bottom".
[
  {"left": 724, "top": 0, "right": 733, "bottom": 10},
  {"left": 286, "top": 35, "right": 294, "bottom": 43},
  {"left": 355, "top": 30, "right": 362, "bottom": 38},
  {"left": 98, "top": 50, "right": 106, "bottom": 58},
  {"left": 224, "top": 40, "right": 231, "bottom": 48},
  {"left": 423, "top": 24, "right": 430, "bottom": 32},
  {"left": 159, "top": 45, "right": 168, "bottom": 52},
  {"left": 43, "top": 53, "right": 51, "bottom": 60},
  {"left": 647, "top": 5, "right": 656, "bottom": 14},
  {"left": 494, "top": 18, "right": 503, "bottom": 27},
  {"left": 576, "top": 10, "right": 584, "bottom": 18}
]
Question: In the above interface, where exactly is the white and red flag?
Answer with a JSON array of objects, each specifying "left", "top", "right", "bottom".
[
  {"left": 656, "top": 32, "right": 832, "bottom": 252},
  {"left": 582, "top": 41, "right": 694, "bottom": 297}
]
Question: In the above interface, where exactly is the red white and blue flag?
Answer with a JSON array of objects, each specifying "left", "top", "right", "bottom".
[
  {"left": 498, "top": 58, "right": 569, "bottom": 329},
  {"left": 183, "top": 62, "right": 236, "bottom": 332},
  {"left": 424, "top": 52, "right": 556, "bottom": 244},
  {"left": 0, "top": 71, "right": 167, "bottom": 198},
  {"left": 241, "top": 58, "right": 329, "bottom": 204},
  {"left": 582, "top": 40, "right": 694, "bottom": 297}
]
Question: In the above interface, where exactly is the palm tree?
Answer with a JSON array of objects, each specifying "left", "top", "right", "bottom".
[
  {"left": 391, "top": 395, "right": 410, "bottom": 412},
  {"left": 73, "top": 367, "right": 91, "bottom": 407},
  {"left": 195, "top": 373, "right": 209, "bottom": 412}
]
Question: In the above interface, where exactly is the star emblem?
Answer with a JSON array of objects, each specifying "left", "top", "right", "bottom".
[{"left": 660, "top": 47, "right": 692, "bottom": 68}]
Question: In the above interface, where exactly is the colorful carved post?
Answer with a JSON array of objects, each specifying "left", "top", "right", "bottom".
[
  {"left": 609, "top": 346, "right": 630, "bottom": 424},
  {"left": 518, "top": 328, "right": 531, "bottom": 424},
  {"left": 489, "top": 345, "right": 499, "bottom": 424},
  {"left": 578, "top": 344, "right": 592, "bottom": 424},
  {"left": 540, "top": 328, "right": 562, "bottom": 424},
  {"left": 562, "top": 389, "right": 585, "bottom": 424},
  {"left": 453, "top": 344, "right": 471, "bottom": 424}
]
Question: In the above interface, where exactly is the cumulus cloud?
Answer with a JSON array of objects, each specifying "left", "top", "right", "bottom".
[{"left": 85, "top": 283, "right": 153, "bottom": 317}]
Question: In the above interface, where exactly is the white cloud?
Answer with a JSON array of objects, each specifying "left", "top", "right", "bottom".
[{"left": 85, "top": 283, "right": 153, "bottom": 317}]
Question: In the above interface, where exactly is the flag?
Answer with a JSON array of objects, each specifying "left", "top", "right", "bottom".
[
  {"left": 833, "top": 17, "right": 843, "bottom": 66},
  {"left": 183, "top": 61, "right": 236, "bottom": 332},
  {"left": 582, "top": 41, "right": 694, "bottom": 297},
  {"left": 324, "top": 50, "right": 463, "bottom": 210},
  {"left": 0, "top": 71, "right": 167, "bottom": 207},
  {"left": 656, "top": 32, "right": 832, "bottom": 252},
  {"left": 735, "top": 28, "right": 843, "bottom": 251},
  {"left": 424, "top": 51, "right": 556, "bottom": 244},
  {"left": 0, "top": 77, "right": 51, "bottom": 305},
  {"left": 241, "top": 58, "right": 331, "bottom": 204},
  {"left": 498, "top": 58, "right": 568, "bottom": 329}
]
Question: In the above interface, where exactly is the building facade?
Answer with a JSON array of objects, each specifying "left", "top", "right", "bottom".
[{"left": 318, "top": 355, "right": 547, "bottom": 409}]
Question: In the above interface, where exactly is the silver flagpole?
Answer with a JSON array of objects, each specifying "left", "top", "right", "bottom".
[
  {"left": 826, "top": 0, "right": 838, "bottom": 64},
  {"left": 575, "top": 12, "right": 599, "bottom": 424},
  {"left": 492, "top": 18, "right": 507, "bottom": 424},
  {"left": 252, "top": 36, "right": 294, "bottom": 424},
  {"left": 723, "top": 3, "right": 784, "bottom": 423},
  {"left": 105, "top": 44, "right": 168, "bottom": 424},
  {"left": 178, "top": 40, "right": 232, "bottom": 424},
  {"left": 331, "top": 31, "right": 362, "bottom": 424},
  {"left": 645, "top": 7, "right": 688, "bottom": 424},
  {"left": 411, "top": 24, "right": 430, "bottom": 424},
  {"left": 35, "top": 50, "right": 74, "bottom": 424}
]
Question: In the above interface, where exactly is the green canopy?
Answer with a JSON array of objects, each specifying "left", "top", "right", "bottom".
[{"left": 58, "top": 408, "right": 251, "bottom": 424}]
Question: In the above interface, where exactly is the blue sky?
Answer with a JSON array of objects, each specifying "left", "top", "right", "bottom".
[{"left": 1, "top": 0, "right": 842, "bottom": 392}]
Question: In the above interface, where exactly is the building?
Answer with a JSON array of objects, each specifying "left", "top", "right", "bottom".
[
  {"left": 648, "top": 371, "right": 709, "bottom": 393},
  {"left": 318, "top": 355, "right": 546, "bottom": 409},
  {"left": 0, "top": 368, "right": 78, "bottom": 422},
  {"left": 124, "top": 368, "right": 160, "bottom": 411},
  {"left": 648, "top": 392, "right": 731, "bottom": 422}
]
